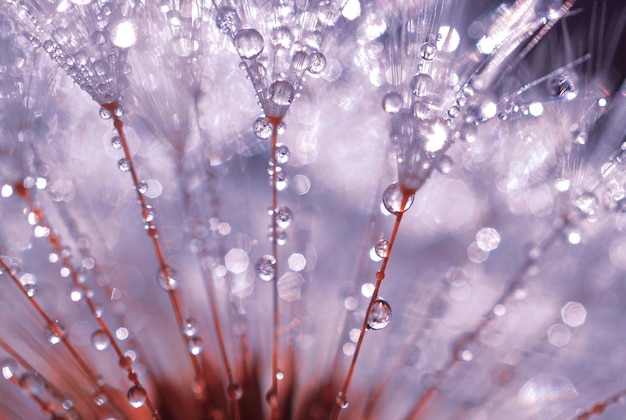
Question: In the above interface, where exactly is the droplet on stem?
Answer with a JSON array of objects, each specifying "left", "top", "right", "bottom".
[
  {"left": 91, "top": 330, "right": 111, "bottom": 351},
  {"left": 367, "top": 298, "right": 392, "bottom": 330},
  {"left": 256, "top": 255, "right": 276, "bottom": 281},
  {"left": 127, "top": 385, "right": 147, "bottom": 408},
  {"left": 233, "top": 28, "right": 264, "bottom": 59},
  {"left": 382, "top": 183, "right": 414, "bottom": 214}
]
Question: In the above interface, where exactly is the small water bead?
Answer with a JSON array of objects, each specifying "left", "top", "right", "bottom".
[
  {"left": 374, "top": 239, "right": 390, "bottom": 258},
  {"left": 19, "top": 371, "right": 45, "bottom": 395},
  {"left": 367, "top": 298, "right": 392, "bottom": 330},
  {"left": 548, "top": 72, "right": 578, "bottom": 100},
  {"left": 382, "top": 183, "right": 415, "bottom": 214},
  {"left": 45, "top": 320, "right": 66, "bottom": 345},
  {"left": 143, "top": 205, "right": 155, "bottom": 223},
  {"left": 274, "top": 206, "right": 292, "bottom": 229},
  {"left": 234, "top": 28, "right": 264, "bottom": 59},
  {"left": 308, "top": 51, "right": 326, "bottom": 74},
  {"left": 269, "top": 80, "right": 295, "bottom": 106},
  {"left": 275, "top": 144, "right": 290, "bottom": 164},
  {"left": 227, "top": 382, "right": 243, "bottom": 400},
  {"left": 420, "top": 41, "right": 437, "bottom": 60},
  {"left": 447, "top": 105, "right": 460, "bottom": 119},
  {"left": 1, "top": 358, "right": 19, "bottom": 379},
  {"left": 127, "top": 386, "right": 147, "bottom": 408},
  {"left": 411, "top": 73, "right": 434, "bottom": 97},
  {"left": 91, "top": 330, "right": 111, "bottom": 351},
  {"left": 157, "top": 269, "right": 178, "bottom": 291},
  {"left": 275, "top": 170, "right": 288, "bottom": 191},
  {"left": 118, "top": 158, "right": 131, "bottom": 172},
  {"left": 93, "top": 60, "right": 109, "bottom": 76},
  {"left": 256, "top": 255, "right": 276, "bottom": 281},
  {"left": 275, "top": 370, "right": 285, "bottom": 381},
  {"left": 268, "top": 226, "right": 287, "bottom": 245},
  {"left": 271, "top": 26, "right": 293, "bottom": 48},
  {"left": 436, "top": 155, "right": 453, "bottom": 174},
  {"left": 215, "top": 6, "right": 241, "bottom": 34},
  {"left": 476, "top": 227, "right": 500, "bottom": 252},
  {"left": 94, "top": 392, "right": 108, "bottom": 406},
  {"left": 575, "top": 192, "right": 598, "bottom": 216},
  {"left": 137, "top": 181, "right": 148, "bottom": 195},
  {"left": 111, "top": 136, "right": 122, "bottom": 149},
  {"left": 253, "top": 117, "right": 273, "bottom": 139},
  {"left": 62, "top": 398, "right": 74, "bottom": 411},
  {"left": 382, "top": 91, "right": 402, "bottom": 114},
  {"left": 182, "top": 318, "right": 198, "bottom": 337},
  {"left": 335, "top": 392, "right": 349, "bottom": 409},
  {"left": 187, "top": 336, "right": 204, "bottom": 355},
  {"left": 99, "top": 107, "right": 112, "bottom": 120},
  {"left": 70, "top": 286, "right": 84, "bottom": 302}
]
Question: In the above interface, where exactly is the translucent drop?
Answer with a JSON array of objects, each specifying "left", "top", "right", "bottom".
[
  {"left": 19, "top": 371, "right": 44, "bottom": 395},
  {"left": 275, "top": 144, "right": 290, "bottom": 164},
  {"left": 91, "top": 30, "right": 107, "bottom": 45},
  {"left": 118, "top": 159, "right": 131, "bottom": 172},
  {"left": 45, "top": 321, "right": 66, "bottom": 345},
  {"left": 335, "top": 391, "right": 349, "bottom": 409},
  {"left": 62, "top": 398, "right": 74, "bottom": 410},
  {"left": 182, "top": 318, "right": 198, "bottom": 337},
  {"left": 275, "top": 170, "right": 288, "bottom": 191},
  {"left": 476, "top": 227, "right": 500, "bottom": 252},
  {"left": 187, "top": 336, "right": 204, "bottom": 355},
  {"left": 548, "top": 73, "right": 578, "bottom": 100},
  {"left": 1, "top": 359, "right": 18, "bottom": 379},
  {"left": 274, "top": 206, "right": 292, "bottom": 229},
  {"left": 269, "top": 80, "right": 295, "bottom": 106},
  {"left": 138, "top": 181, "right": 148, "bottom": 195},
  {"left": 227, "top": 382, "right": 243, "bottom": 400},
  {"left": 374, "top": 239, "right": 390, "bottom": 258},
  {"left": 215, "top": 6, "right": 241, "bottom": 34},
  {"left": 367, "top": 298, "right": 392, "bottom": 330},
  {"left": 253, "top": 117, "right": 273, "bottom": 139},
  {"left": 99, "top": 107, "right": 112, "bottom": 120},
  {"left": 111, "top": 136, "right": 122, "bottom": 149},
  {"left": 447, "top": 105, "right": 460, "bottom": 118},
  {"left": 91, "top": 330, "right": 111, "bottom": 351},
  {"left": 275, "top": 371, "right": 285, "bottom": 380},
  {"left": 143, "top": 205, "right": 155, "bottom": 223},
  {"left": 411, "top": 73, "right": 433, "bottom": 97},
  {"left": 233, "top": 28, "right": 264, "bottom": 59},
  {"left": 157, "top": 269, "right": 178, "bottom": 291},
  {"left": 382, "top": 92, "right": 402, "bottom": 114},
  {"left": 271, "top": 27, "right": 293, "bottom": 48},
  {"left": 127, "top": 386, "right": 147, "bottom": 408},
  {"left": 420, "top": 41, "right": 437, "bottom": 60},
  {"left": 382, "top": 183, "right": 414, "bottom": 214},
  {"left": 256, "top": 255, "right": 276, "bottom": 281},
  {"left": 436, "top": 155, "right": 453, "bottom": 174},
  {"left": 459, "top": 124, "right": 477, "bottom": 143},
  {"left": 575, "top": 192, "right": 598, "bottom": 216},
  {"left": 94, "top": 392, "right": 108, "bottom": 406},
  {"left": 308, "top": 51, "right": 326, "bottom": 74}
]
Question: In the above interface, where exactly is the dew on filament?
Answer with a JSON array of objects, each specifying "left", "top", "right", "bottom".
[
  {"left": 127, "top": 385, "right": 147, "bottom": 408},
  {"left": 91, "top": 330, "right": 111, "bottom": 351},
  {"left": 256, "top": 255, "right": 276, "bottom": 281},
  {"left": 367, "top": 298, "right": 392, "bottom": 330},
  {"left": 382, "top": 183, "right": 414, "bottom": 214},
  {"left": 233, "top": 28, "right": 264, "bottom": 59}
]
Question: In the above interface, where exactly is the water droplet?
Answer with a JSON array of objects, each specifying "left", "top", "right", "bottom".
[
  {"left": 182, "top": 318, "right": 198, "bottom": 337},
  {"left": 575, "top": 192, "right": 598, "bottom": 216},
  {"left": 227, "top": 382, "right": 243, "bottom": 400},
  {"left": 111, "top": 136, "right": 122, "bottom": 149},
  {"left": 420, "top": 41, "right": 437, "bottom": 60},
  {"left": 99, "top": 107, "right": 112, "bottom": 120},
  {"left": 436, "top": 155, "right": 453, "bottom": 174},
  {"left": 142, "top": 205, "right": 155, "bottom": 223},
  {"left": 91, "top": 30, "right": 107, "bottom": 45},
  {"left": 187, "top": 336, "right": 204, "bottom": 355},
  {"left": 447, "top": 105, "right": 460, "bottom": 118},
  {"left": 275, "top": 144, "right": 290, "bottom": 164},
  {"left": 91, "top": 330, "right": 111, "bottom": 351},
  {"left": 374, "top": 239, "right": 390, "bottom": 258},
  {"left": 411, "top": 73, "right": 434, "bottom": 97},
  {"left": 127, "top": 386, "right": 147, "bottom": 408},
  {"left": 275, "top": 370, "right": 285, "bottom": 380},
  {"left": 453, "top": 334, "right": 475, "bottom": 362},
  {"left": 19, "top": 371, "right": 44, "bottom": 395},
  {"left": 62, "top": 398, "right": 74, "bottom": 410},
  {"left": 367, "top": 298, "right": 392, "bottom": 330},
  {"left": 459, "top": 124, "right": 477, "bottom": 143},
  {"left": 476, "top": 227, "right": 500, "bottom": 252},
  {"left": 256, "top": 255, "right": 276, "bottom": 281},
  {"left": 548, "top": 73, "right": 578, "bottom": 100},
  {"left": 215, "top": 6, "right": 241, "bottom": 34},
  {"left": 94, "top": 391, "right": 108, "bottom": 406},
  {"left": 1, "top": 359, "right": 18, "bottom": 379},
  {"left": 118, "top": 159, "right": 131, "bottom": 172},
  {"left": 274, "top": 206, "right": 292, "bottom": 229},
  {"left": 138, "top": 181, "right": 148, "bottom": 195},
  {"left": 253, "top": 117, "right": 273, "bottom": 139},
  {"left": 45, "top": 320, "right": 66, "bottom": 345},
  {"left": 382, "top": 92, "right": 402, "bottom": 114},
  {"left": 335, "top": 392, "right": 349, "bottom": 409},
  {"left": 382, "top": 183, "right": 414, "bottom": 214},
  {"left": 233, "top": 28, "right": 264, "bottom": 59},
  {"left": 308, "top": 51, "right": 326, "bottom": 74},
  {"left": 157, "top": 269, "right": 178, "bottom": 291},
  {"left": 271, "top": 26, "right": 293, "bottom": 48},
  {"left": 269, "top": 80, "right": 295, "bottom": 106}
]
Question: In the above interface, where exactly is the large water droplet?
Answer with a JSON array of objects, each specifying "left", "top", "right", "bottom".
[
  {"left": 367, "top": 298, "right": 392, "bottom": 330},
  {"left": 420, "top": 41, "right": 437, "bottom": 60},
  {"left": 274, "top": 206, "right": 292, "bottom": 229},
  {"left": 182, "top": 318, "right": 198, "bottom": 337},
  {"left": 127, "top": 386, "right": 147, "bottom": 408},
  {"left": 91, "top": 330, "right": 111, "bottom": 351},
  {"left": 382, "top": 92, "right": 402, "bottom": 114},
  {"left": 375, "top": 239, "right": 390, "bottom": 258},
  {"left": 118, "top": 159, "right": 131, "bottom": 172},
  {"left": 269, "top": 80, "right": 295, "bottom": 106},
  {"left": 548, "top": 73, "right": 578, "bottom": 100},
  {"left": 45, "top": 321, "right": 66, "bottom": 345},
  {"left": 234, "top": 28, "right": 264, "bottom": 59},
  {"left": 382, "top": 183, "right": 414, "bottom": 214},
  {"left": 253, "top": 117, "right": 273, "bottom": 139},
  {"left": 187, "top": 336, "right": 204, "bottom": 355},
  {"left": 308, "top": 51, "right": 326, "bottom": 74},
  {"left": 256, "top": 255, "right": 276, "bottom": 281},
  {"left": 157, "top": 269, "right": 178, "bottom": 291},
  {"left": 275, "top": 144, "right": 290, "bottom": 164},
  {"left": 411, "top": 73, "right": 434, "bottom": 97}
]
